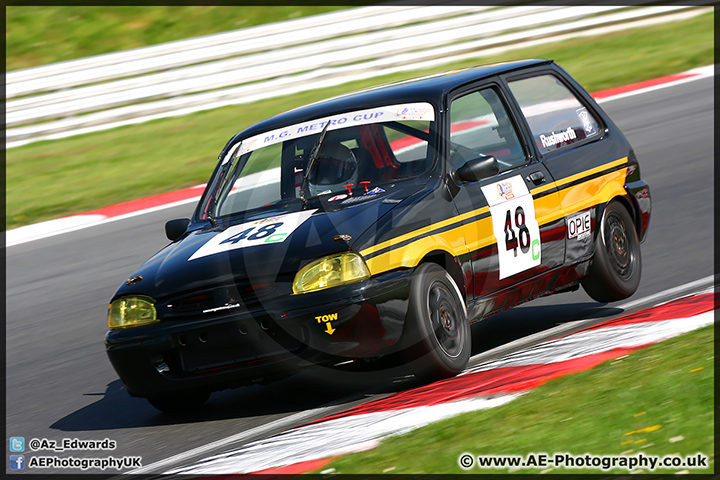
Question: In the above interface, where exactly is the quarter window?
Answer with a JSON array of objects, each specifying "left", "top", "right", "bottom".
[
  {"left": 508, "top": 74, "right": 601, "bottom": 155},
  {"left": 382, "top": 121, "right": 429, "bottom": 163},
  {"left": 449, "top": 87, "right": 526, "bottom": 172}
]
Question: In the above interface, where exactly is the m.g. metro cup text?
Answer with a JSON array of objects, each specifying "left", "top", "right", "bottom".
[
  {"left": 458, "top": 452, "right": 709, "bottom": 472},
  {"left": 27, "top": 455, "right": 141, "bottom": 471}
]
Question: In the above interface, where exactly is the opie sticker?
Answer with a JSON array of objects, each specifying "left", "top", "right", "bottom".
[
  {"left": 481, "top": 176, "right": 541, "bottom": 280},
  {"left": 188, "top": 210, "right": 317, "bottom": 260},
  {"left": 567, "top": 211, "right": 591, "bottom": 239}
]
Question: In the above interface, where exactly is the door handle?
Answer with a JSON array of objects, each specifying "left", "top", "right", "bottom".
[{"left": 527, "top": 171, "right": 545, "bottom": 185}]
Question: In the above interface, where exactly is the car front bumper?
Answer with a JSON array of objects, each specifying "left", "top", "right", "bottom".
[{"left": 106, "top": 269, "right": 412, "bottom": 397}]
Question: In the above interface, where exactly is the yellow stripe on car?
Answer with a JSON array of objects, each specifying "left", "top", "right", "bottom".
[
  {"left": 361, "top": 158, "right": 629, "bottom": 277},
  {"left": 531, "top": 157, "right": 628, "bottom": 195},
  {"left": 360, "top": 205, "right": 489, "bottom": 257}
]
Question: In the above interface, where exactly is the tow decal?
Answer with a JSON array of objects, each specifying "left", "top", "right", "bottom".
[{"left": 316, "top": 313, "right": 338, "bottom": 335}]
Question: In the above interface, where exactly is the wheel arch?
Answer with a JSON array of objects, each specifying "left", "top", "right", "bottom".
[
  {"left": 582, "top": 199, "right": 642, "bottom": 302},
  {"left": 622, "top": 188, "right": 645, "bottom": 238},
  {"left": 417, "top": 250, "right": 467, "bottom": 305},
  {"left": 601, "top": 194, "right": 640, "bottom": 236}
]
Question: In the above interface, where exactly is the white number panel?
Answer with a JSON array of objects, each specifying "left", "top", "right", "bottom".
[
  {"left": 480, "top": 176, "right": 541, "bottom": 279},
  {"left": 189, "top": 209, "right": 317, "bottom": 261}
]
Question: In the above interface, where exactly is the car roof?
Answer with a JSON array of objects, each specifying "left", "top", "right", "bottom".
[{"left": 220, "top": 58, "right": 552, "bottom": 158}]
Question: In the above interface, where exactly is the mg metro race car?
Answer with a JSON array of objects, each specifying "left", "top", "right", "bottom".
[{"left": 106, "top": 59, "right": 651, "bottom": 412}]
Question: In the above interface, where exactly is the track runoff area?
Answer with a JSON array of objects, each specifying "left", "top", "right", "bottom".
[
  {"left": 123, "top": 276, "right": 713, "bottom": 476},
  {"left": 5, "top": 64, "right": 714, "bottom": 248},
  {"left": 70, "top": 66, "right": 709, "bottom": 476}
]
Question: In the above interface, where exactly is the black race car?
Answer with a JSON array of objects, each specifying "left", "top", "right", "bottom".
[{"left": 106, "top": 59, "right": 651, "bottom": 412}]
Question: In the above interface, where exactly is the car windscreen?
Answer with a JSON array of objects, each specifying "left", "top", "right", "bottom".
[{"left": 204, "top": 103, "right": 435, "bottom": 219}]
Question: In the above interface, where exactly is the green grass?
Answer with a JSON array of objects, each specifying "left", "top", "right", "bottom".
[
  {"left": 313, "top": 324, "right": 714, "bottom": 474},
  {"left": 6, "top": 12, "right": 713, "bottom": 229},
  {"left": 6, "top": 6, "right": 350, "bottom": 71}
]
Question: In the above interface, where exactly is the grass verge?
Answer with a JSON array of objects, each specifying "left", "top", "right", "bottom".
[
  {"left": 313, "top": 324, "right": 714, "bottom": 474},
  {"left": 6, "top": 11, "right": 713, "bottom": 229},
  {"left": 6, "top": 6, "right": 349, "bottom": 71}
]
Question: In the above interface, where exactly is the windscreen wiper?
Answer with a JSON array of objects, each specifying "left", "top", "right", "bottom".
[{"left": 299, "top": 119, "right": 332, "bottom": 207}]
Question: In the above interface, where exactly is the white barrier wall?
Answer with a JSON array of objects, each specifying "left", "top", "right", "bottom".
[{"left": 6, "top": 4, "right": 710, "bottom": 148}]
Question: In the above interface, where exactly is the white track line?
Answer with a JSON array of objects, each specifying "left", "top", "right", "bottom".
[
  {"left": 468, "top": 275, "right": 716, "bottom": 368},
  {"left": 124, "top": 405, "right": 337, "bottom": 475},
  {"left": 596, "top": 65, "right": 714, "bottom": 103},
  {"left": 166, "top": 394, "right": 523, "bottom": 475}
]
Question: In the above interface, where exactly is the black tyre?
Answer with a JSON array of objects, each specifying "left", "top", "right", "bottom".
[
  {"left": 404, "top": 263, "right": 470, "bottom": 381},
  {"left": 147, "top": 390, "right": 210, "bottom": 413},
  {"left": 582, "top": 202, "right": 641, "bottom": 302}
]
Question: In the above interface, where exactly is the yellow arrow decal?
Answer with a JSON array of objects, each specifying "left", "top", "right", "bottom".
[{"left": 325, "top": 322, "right": 335, "bottom": 335}]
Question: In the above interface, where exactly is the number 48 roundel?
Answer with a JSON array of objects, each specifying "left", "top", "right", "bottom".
[
  {"left": 481, "top": 176, "right": 541, "bottom": 279},
  {"left": 189, "top": 209, "right": 317, "bottom": 261}
]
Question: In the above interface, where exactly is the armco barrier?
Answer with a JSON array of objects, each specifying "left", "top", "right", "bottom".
[{"left": 6, "top": 4, "right": 711, "bottom": 149}]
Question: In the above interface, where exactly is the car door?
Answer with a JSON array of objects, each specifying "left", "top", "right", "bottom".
[
  {"left": 504, "top": 67, "right": 633, "bottom": 266},
  {"left": 446, "top": 83, "right": 566, "bottom": 309}
]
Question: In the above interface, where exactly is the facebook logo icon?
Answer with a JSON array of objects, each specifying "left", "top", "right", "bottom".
[
  {"left": 10, "top": 455, "right": 25, "bottom": 470},
  {"left": 9, "top": 437, "right": 25, "bottom": 453}
]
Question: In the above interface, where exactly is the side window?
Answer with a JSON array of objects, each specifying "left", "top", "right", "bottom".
[
  {"left": 449, "top": 87, "right": 526, "bottom": 172},
  {"left": 508, "top": 74, "right": 601, "bottom": 155}
]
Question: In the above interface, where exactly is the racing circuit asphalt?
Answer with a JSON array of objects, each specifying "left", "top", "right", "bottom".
[{"left": 5, "top": 77, "right": 714, "bottom": 474}]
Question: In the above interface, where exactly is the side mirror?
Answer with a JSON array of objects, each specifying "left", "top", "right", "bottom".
[
  {"left": 165, "top": 218, "right": 190, "bottom": 241},
  {"left": 456, "top": 155, "right": 499, "bottom": 183}
]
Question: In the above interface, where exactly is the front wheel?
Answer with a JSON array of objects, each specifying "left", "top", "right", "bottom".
[
  {"left": 403, "top": 263, "right": 470, "bottom": 381},
  {"left": 582, "top": 202, "right": 641, "bottom": 302}
]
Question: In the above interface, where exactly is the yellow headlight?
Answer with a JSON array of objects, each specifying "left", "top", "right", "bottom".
[
  {"left": 108, "top": 296, "right": 159, "bottom": 330},
  {"left": 292, "top": 252, "right": 370, "bottom": 294}
]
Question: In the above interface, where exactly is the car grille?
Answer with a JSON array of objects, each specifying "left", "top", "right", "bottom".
[{"left": 162, "top": 282, "right": 279, "bottom": 317}]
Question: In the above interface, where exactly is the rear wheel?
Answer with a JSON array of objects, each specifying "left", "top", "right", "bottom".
[
  {"left": 404, "top": 263, "right": 470, "bottom": 381},
  {"left": 147, "top": 390, "right": 210, "bottom": 413},
  {"left": 582, "top": 202, "right": 641, "bottom": 302}
]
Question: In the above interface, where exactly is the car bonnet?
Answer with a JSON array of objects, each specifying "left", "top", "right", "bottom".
[{"left": 112, "top": 183, "right": 423, "bottom": 301}]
